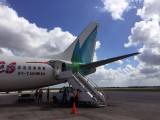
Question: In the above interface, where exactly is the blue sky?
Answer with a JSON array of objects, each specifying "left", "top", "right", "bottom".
[{"left": 1, "top": 0, "right": 160, "bottom": 87}]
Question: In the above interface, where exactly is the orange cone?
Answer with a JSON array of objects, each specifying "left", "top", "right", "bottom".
[{"left": 72, "top": 102, "right": 78, "bottom": 114}]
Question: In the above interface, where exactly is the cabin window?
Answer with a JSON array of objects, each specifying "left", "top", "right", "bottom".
[
  {"left": 23, "top": 66, "right": 26, "bottom": 70},
  {"left": 33, "top": 66, "right": 36, "bottom": 70},
  {"left": 28, "top": 66, "right": 31, "bottom": 70},
  {"left": 18, "top": 66, "right": 21, "bottom": 69},
  {"left": 43, "top": 67, "right": 45, "bottom": 70},
  {"left": 38, "top": 66, "right": 41, "bottom": 70}
]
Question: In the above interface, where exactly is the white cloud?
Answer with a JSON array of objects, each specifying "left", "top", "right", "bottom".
[
  {"left": 122, "top": 0, "right": 160, "bottom": 86},
  {"left": 126, "top": 59, "right": 131, "bottom": 63},
  {"left": 0, "top": 48, "right": 14, "bottom": 56},
  {"left": 92, "top": 41, "right": 101, "bottom": 62},
  {"left": 100, "top": 0, "right": 131, "bottom": 20},
  {"left": 137, "top": 0, "right": 160, "bottom": 21},
  {"left": 89, "top": 60, "right": 160, "bottom": 87},
  {"left": 89, "top": 0, "right": 160, "bottom": 87},
  {"left": 116, "top": 60, "right": 123, "bottom": 65},
  {"left": 95, "top": 41, "right": 101, "bottom": 50},
  {"left": 125, "top": 1, "right": 160, "bottom": 66},
  {"left": 98, "top": 0, "right": 143, "bottom": 20},
  {"left": 89, "top": 64, "right": 134, "bottom": 87},
  {"left": 0, "top": 4, "right": 76, "bottom": 57},
  {"left": 0, "top": 0, "right": 7, "bottom": 6}
]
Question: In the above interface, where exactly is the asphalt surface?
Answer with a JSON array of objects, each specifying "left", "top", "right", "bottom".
[{"left": 0, "top": 91, "right": 160, "bottom": 120}]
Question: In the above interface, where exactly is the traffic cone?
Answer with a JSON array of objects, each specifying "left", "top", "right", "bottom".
[{"left": 72, "top": 102, "right": 78, "bottom": 114}]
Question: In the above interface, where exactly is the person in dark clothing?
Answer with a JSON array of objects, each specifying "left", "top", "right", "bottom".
[
  {"left": 35, "top": 90, "right": 38, "bottom": 101},
  {"left": 61, "top": 87, "right": 67, "bottom": 105},
  {"left": 38, "top": 89, "right": 43, "bottom": 102},
  {"left": 47, "top": 88, "right": 49, "bottom": 102},
  {"left": 74, "top": 89, "right": 80, "bottom": 106}
]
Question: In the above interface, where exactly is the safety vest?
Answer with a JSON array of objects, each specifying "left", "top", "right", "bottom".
[
  {"left": 39, "top": 90, "right": 43, "bottom": 95},
  {"left": 74, "top": 90, "right": 80, "bottom": 98}
]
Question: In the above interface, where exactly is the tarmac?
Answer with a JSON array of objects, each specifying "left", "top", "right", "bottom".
[{"left": 0, "top": 91, "right": 160, "bottom": 120}]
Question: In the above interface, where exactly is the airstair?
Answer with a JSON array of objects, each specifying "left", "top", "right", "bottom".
[{"left": 67, "top": 72, "right": 107, "bottom": 107}]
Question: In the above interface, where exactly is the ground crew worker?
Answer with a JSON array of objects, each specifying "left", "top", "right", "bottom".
[
  {"left": 38, "top": 89, "right": 43, "bottom": 102},
  {"left": 74, "top": 89, "right": 80, "bottom": 106},
  {"left": 35, "top": 90, "right": 38, "bottom": 101},
  {"left": 47, "top": 88, "right": 49, "bottom": 102},
  {"left": 61, "top": 87, "right": 67, "bottom": 105}
]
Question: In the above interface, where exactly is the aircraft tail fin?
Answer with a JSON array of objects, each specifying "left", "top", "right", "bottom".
[{"left": 46, "top": 22, "right": 99, "bottom": 63}]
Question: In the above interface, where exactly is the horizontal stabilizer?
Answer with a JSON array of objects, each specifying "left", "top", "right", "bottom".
[{"left": 81, "top": 52, "right": 140, "bottom": 69}]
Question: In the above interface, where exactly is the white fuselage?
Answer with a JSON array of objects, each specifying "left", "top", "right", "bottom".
[{"left": 0, "top": 55, "right": 65, "bottom": 91}]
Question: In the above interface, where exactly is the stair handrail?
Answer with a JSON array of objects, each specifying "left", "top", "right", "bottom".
[
  {"left": 77, "top": 72, "right": 106, "bottom": 100},
  {"left": 78, "top": 72, "right": 103, "bottom": 92},
  {"left": 72, "top": 74, "right": 85, "bottom": 89},
  {"left": 85, "top": 75, "right": 98, "bottom": 88},
  {"left": 77, "top": 72, "right": 97, "bottom": 88},
  {"left": 77, "top": 72, "right": 107, "bottom": 104}
]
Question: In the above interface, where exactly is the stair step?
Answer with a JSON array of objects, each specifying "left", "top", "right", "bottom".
[{"left": 73, "top": 73, "right": 106, "bottom": 107}]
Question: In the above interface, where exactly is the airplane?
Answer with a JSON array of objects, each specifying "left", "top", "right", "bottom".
[{"left": 0, "top": 22, "right": 139, "bottom": 92}]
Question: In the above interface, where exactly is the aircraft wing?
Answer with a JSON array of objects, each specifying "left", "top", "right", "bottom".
[{"left": 80, "top": 52, "right": 139, "bottom": 69}]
